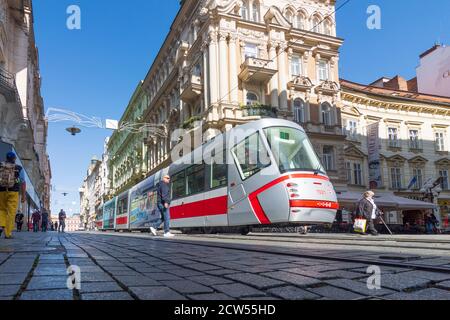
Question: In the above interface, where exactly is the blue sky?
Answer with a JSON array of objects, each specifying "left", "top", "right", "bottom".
[{"left": 33, "top": 0, "right": 450, "bottom": 215}]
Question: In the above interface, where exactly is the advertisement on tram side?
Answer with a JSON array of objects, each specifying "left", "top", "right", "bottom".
[
  {"left": 103, "top": 198, "right": 116, "bottom": 230},
  {"left": 129, "top": 177, "right": 160, "bottom": 229}
]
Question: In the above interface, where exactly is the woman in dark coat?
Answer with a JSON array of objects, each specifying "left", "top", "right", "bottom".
[{"left": 357, "top": 191, "right": 383, "bottom": 236}]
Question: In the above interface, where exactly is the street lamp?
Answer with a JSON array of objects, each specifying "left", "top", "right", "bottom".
[{"left": 66, "top": 126, "right": 81, "bottom": 136}]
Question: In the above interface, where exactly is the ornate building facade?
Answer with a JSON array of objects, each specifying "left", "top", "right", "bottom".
[
  {"left": 341, "top": 79, "right": 450, "bottom": 228},
  {"left": 0, "top": 0, "right": 51, "bottom": 214},
  {"left": 141, "top": 0, "right": 347, "bottom": 191}
]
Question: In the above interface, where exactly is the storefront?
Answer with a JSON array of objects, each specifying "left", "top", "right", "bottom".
[{"left": 437, "top": 198, "right": 450, "bottom": 230}]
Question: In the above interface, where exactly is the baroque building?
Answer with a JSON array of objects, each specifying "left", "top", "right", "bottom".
[
  {"left": 141, "top": 0, "right": 347, "bottom": 191},
  {"left": 0, "top": 0, "right": 51, "bottom": 215},
  {"left": 341, "top": 78, "right": 450, "bottom": 228}
]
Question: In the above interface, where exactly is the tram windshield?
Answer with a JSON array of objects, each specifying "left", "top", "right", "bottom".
[{"left": 264, "top": 127, "right": 326, "bottom": 174}]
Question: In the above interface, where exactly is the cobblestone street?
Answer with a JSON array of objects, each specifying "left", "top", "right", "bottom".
[{"left": 1, "top": 232, "right": 450, "bottom": 300}]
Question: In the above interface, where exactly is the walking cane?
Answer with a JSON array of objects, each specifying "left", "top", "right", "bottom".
[{"left": 379, "top": 215, "right": 393, "bottom": 235}]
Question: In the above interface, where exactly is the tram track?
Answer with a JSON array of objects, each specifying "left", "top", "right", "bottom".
[{"left": 80, "top": 231, "right": 450, "bottom": 275}]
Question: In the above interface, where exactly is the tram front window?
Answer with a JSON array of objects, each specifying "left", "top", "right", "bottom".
[{"left": 264, "top": 127, "right": 325, "bottom": 174}]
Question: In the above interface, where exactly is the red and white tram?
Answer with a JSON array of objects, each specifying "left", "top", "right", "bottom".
[{"left": 96, "top": 119, "right": 338, "bottom": 233}]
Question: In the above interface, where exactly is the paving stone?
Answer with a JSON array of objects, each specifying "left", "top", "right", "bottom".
[
  {"left": 384, "top": 288, "right": 450, "bottom": 300},
  {"left": 108, "top": 269, "right": 142, "bottom": 276},
  {"left": 206, "top": 269, "right": 239, "bottom": 276},
  {"left": 325, "top": 279, "right": 395, "bottom": 296},
  {"left": 0, "top": 285, "right": 21, "bottom": 297},
  {"left": 82, "top": 291, "right": 134, "bottom": 300},
  {"left": 188, "top": 275, "right": 234, "bottom": 286},
  {"left": 130, "top": 286, "right": 186, "bottom": 300},
  {"left": 79, "top": 282, "right": 123, "bottom": 293},
  {"left": 81, "top": 272, "right": 114, "bottom": 283},
  {"left": 352, "top": 266, "right": 412, "bottom": 275},
  {"left": 114, "top": 275, "right": 160, "bottom": 287},
  {"left": 267, "top": 286, "right": 320, "bottom": 300},
  {"left": 400, "top": 271, "right": 450, "bottom": 282},
  {"left": 0, "top": 296, "right": 14, "bottom": 300},
  {"left": 368, "top": 273, "right": 432, "bottom": 291},
  {"left": 189, "top": 293, "right": 234, "bottom": 300},
  {"left": 184, "top": 263, "right": 220, "bottom": 271},
  {"left": 167, "top": 268, "right": 204, "bottom": 277},
  {"left": 212, "top": 283, "right": 264, "bottom": 298},
  {"left": 326, "top": 270, "right": 368, "bottom": 280},
  {"left": 308, "top": 286, "right": 366, "bottom": 300},
  {"left": 143, "top": 272, "right": 182, "bottom": 281},
  {"left": 27, "top": 276, "right": 68, "bottom": 290},
  {"left": 282, "top": 268, "right": 334, "bottom": 280},
  {"left": 20, "top": 290, "right": 74, "bottom": 300},
  {"left": 261, "top": 271, "right": 321, "bottom": 287},
  {"left": 33, "top": 267, "right": 68, "bottom": 276},
  {"left": 436, "top": 280, "right": 450, "bottom": 290},
  {"left": 224, "top": 273, "right": 285, "bottom": 289},
  {"left": 0, "top": 274, "right": 28, "bottom": 285},
  {"left": 162, "top": 280, "right": 214, "bottom": 294}
]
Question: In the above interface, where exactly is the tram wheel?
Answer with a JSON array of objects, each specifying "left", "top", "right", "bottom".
[{"left": 240, "top": 227, "right": 250, "bottom": 236}]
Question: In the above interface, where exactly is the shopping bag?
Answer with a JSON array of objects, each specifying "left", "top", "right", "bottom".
[{"left": 353, "top": 219, "right": 367, "bottom": 233}]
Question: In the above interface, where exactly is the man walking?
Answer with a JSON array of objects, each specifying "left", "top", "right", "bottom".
[
  {"left": 58, "top": 209, "right": 66, "bottom": 233},
  {"left": 150, "top": 175, "right": 174, "bottom": 238},
  {"left": 0, "top": 152, "right": 26, "bottom": 239},
  {"left": 356, "top": 191, "right": 383, "bottom": 236},
  {"left": 41, "top": 209, "right": 49, "bottom": 232},
  {"left": 32, "top": 209, "right": 41, "bottom": 232}
]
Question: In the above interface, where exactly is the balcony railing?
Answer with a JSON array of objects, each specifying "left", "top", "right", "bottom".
[
  {"left": 241, "top": 104, "right": 277, "bottom": 118},
  {"left": 0, "top": 66, "right": 20, "bottom": 103},
  {"left": 239, "top": 57, "right": 277, "bottom": 83},
  {"left": 182, "top": 115, "right": 202, "bottom": 130},
  {"left": 180, "top": 74, "right": 202, "bottom": 102}
]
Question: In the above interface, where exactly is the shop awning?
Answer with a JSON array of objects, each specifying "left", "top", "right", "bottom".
[{"left": 336, "top": 192, "right": 436, "bottom": 210}]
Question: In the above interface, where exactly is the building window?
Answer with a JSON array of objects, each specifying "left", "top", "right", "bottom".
[
  {"left": 353, "top": 163, "right": 363, "bottom": 186},
  {"left": 324, "top": 19, "right": 333, "bottom": 36},
  {"left": 286, "top": 11, "right": 294, "bottom": 24},
  {"left": 321, "top": 102, "right": 333, "bottom": 126},
  {"left": 412, "top": 168, "right": 423, "bottom": 189},
  {"left": 409, "top": 130, "right": 421, "bottom": 149},
  {"left": 244, "top": 43, "right": 258, "bottom": 59},
  {"left": 440, "top": 170, "right": 449, "bottom": 190},
  {"left": 388, "top": 127, "right": 399, "bottom": 148},
  {"left": 246, "top": 92, "right": 259, "bottom": 106},
  {"left": 312, "top": 16, "right": 322, "bottom": 33},
  {"left": 293, "top": 98, "right": 305, "bottom": 123},
  {"left": 318, "top": 60, "right": 329, "bottom": 81},
  {"left": 390, "top": 167, "right": 402, "bottom": 190},
  {"left": 296, "top": 13, "right": 306, "bottom": 30},
  {"left": 322, "top": 146, "right": 335, "bottom": 171},
  {"left": 252, "top": 1, "right": 260, "bottom": 22},
  {"left": 241, "top": 1, "right": 249, "bottom": 20},
  {"left": 241, "top": 0, "right": 260, "bottom": 22},
  {"left": 291, "top": 55, "right": 302, "bottom": 77},
  {"left": 345, "top": 162, "right": 352, "bottom": 183},
  {"left": 345, "top": 119, "right": 358, "bottom": 140},
  {"left": 435, "top": 132, "right": 446, "bottom": 152}
]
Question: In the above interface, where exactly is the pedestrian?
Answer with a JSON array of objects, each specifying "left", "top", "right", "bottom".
[
  {"left": 58, "top": 209, "right": 66, "bottom": 233},
  {"left": 54, "top": 221, "right": 58, "bottom": 232},
  {"left": 0, "top": 152, "right": 27, "bottom": 239},
  {"left": 15, "top": 211, "right": 24, "bottom": 232},
  {"left": 32, "top": 209, "right": 41, "bottom": 233},
  {"left": 356, "top": 191, "right": 383, "bottom": 236},
  {"left": 149, "top": 175, "right": 174, "bottom": 238},
  {"left": 41, "top": 209, "right": 49, "bottom": 232},
  {"left": 425, "top": 212, "right": 438, "bottom": 234}
]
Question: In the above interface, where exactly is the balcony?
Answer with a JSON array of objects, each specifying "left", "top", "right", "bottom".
[
  {"left": 241, "top": 104, "right": 277, "bottom": 118},
  {"left": 0, "top": 66, "right": 20, "bottom": 102},
  {"left": 239, "top": 57, "right": 277, "bottom": 83},
  {"left": 180, "top": 75, "right": 203, "bottom": 102},
  {"left": 288, "top": 76, "right": 313, "bottom": 91},
  {"left": 182, "top": 115, "right": 202, "bottom": 130}
]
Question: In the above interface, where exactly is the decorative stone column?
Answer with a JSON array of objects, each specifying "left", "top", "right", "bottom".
[
  {"left": 278, "top": 42, "right": 288, "bottom": 109},
  {"left": 218, "top": 31, "right": 229, "bottom": 103},
  {"left": 202, "top": 40, "right": 210, "bottom": 110},
  {"left": 228, "top": 33, "right": 239, "bottom": 105},
  {"left": 269, "top": 41, "right": 279, "bottom": 108},
  {"left": 208, "top": 31, "right": 219, "bottom": 105}
]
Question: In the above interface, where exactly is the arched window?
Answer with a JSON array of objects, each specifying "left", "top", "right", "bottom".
[
  {"left": 285, "top": 10, "right": 294, "bottom": 24},
  {"left": 246, "top": 92, "right": 259, "bottom": 106},
  {"left": 293, "top": 98, "right": 305, "bottom": 123},
  {"left": 324, "top": 19, "right": 333, "bottom": 36},
  {"left": 296, "top": 12, "right": 306, "bottom": 30},
  {"left": 321, "top": 102, "right": 333, "bottom": 125},
  {"left": 312, "top": 15, "right": 322, "bottom": 33},
  {"left": 252, "top": 1, "right": 260, "bottom": 22},
  {"left": 241, "top": 0, "right": 249, "bottom": 20}
]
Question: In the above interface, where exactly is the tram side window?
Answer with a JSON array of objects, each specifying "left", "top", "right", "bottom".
[
  {"left": 187, "top": 164, "right": 205, "bottom": 195},
  {"left": 211, "top": 161, "right": 227, "bottom": 189},
  {"left": 172, "top": 171, "right": 186, "bottom": 199},
  {"left": 231, "top": 132, "right": 271, "bottom": 180}
]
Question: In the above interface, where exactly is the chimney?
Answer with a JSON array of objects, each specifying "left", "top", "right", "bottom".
[{"left": 384, "top": 76, "right": 409, "bottom": 91}]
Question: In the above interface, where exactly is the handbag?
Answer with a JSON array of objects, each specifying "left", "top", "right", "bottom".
[{"left": 353, "top": 218, "right": 367, "bottom": 233}]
